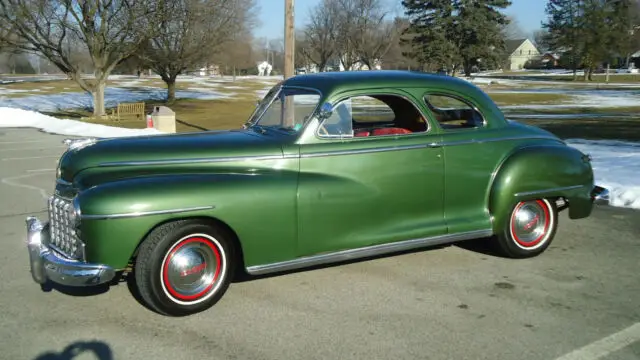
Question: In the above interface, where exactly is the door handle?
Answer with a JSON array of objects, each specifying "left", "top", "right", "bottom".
[{"left": 427, "top": 142, "right": 442, "bottom": 148}]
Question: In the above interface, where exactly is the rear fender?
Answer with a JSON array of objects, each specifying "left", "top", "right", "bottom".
[{"left": 489, "top": 143, "right": 594, "bottom": 232}]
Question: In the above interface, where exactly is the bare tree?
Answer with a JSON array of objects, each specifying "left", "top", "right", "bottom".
[
  {"left": 502, "top": 15, "right": 527, "bottom": 40},
  {"left": 294, "top": 30, "right": 311, "bottom": 69},
  {"left": 333, "top": 0, "right": 361, "bottom": 71},
  {"left": 332, "top": 0, "right": 396, "bottom": 71},
  {"left": 140, "top": 0, "right": 258, "bottom": 102},
  {"left": 213, "top": 29, "right": 258, "bottom": 76},
  {"left": 380, "top": 17, "right": 420, "bottom": 70},
  {"left": 301, "top": 0, "right": 338, "bottom": 72},
  {"left": 0, "top": 0, "right": 160, "bottom": 116}
]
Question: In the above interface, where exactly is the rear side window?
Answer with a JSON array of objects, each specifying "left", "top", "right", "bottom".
[{"left": 424, "top": 94, "right": 485, "bottom": 130}]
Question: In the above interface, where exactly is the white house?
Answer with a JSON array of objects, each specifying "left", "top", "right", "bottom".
[{"left": 504, "top": 38, "right": 541, "bottom": 70}]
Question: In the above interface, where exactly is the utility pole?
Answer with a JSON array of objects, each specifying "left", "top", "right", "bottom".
[
  {"left": 284, "top": 0, "right": 295, "bottom": 80},
  {"left": 283, "top": 0, "right": 295, "bottom": 127}
]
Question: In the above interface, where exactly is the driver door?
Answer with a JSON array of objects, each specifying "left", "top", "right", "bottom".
[{"left": 295, "top": 90, "right": 446, "bottom": 257}]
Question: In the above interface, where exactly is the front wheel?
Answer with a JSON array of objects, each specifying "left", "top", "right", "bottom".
[
  {"left": 494, "top": 198, "right": 558, "bottom": 258},
  {"left": 133, "top": 220, "right": 236, "bottom": 316}
]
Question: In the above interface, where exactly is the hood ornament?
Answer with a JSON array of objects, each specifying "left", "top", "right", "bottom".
[{"left": 63, "top": 138, "right": 97, "bottom": 151}]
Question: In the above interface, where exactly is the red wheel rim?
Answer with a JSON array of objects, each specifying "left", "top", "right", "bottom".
[
  {"left": 160, "top": 234, "right": 225, "bottom": 304},
  {"left": 509, "top": 199, "right": 552, "bottom": 249}
]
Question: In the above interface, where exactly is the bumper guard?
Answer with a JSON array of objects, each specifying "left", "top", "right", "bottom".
[
  {"left": 591, "top": 185, "right": 610, "bottom": 206},
  {"left": 26, "top": 216, "right": 116, "bottom": 287}
]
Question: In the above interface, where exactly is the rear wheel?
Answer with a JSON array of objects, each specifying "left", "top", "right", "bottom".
[
  {"left": 134, "top": 220, "right": 236, "bottom": 316},
  {"left": 494, "top": 198, "right": 558, "bottom": 258}
]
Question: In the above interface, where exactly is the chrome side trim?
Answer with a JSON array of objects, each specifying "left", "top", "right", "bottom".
[
  {"left": 514, "top": 185, "right": 584, "bottom": 198},
  {"left": 301, "top": 143, "right": 430, "bottom": 158},
  {"left": 299, "top": 135, "right": 558, "bottom": 158},
  {"left": 96, "top": 136, "right": 558, "bottom": 166},
  {"left": 438, "top": 136, "right": 561, "bottom": 147},
  {"left": 98, "top": 155, "right": 295, "bottom": 167},
  {"left": 81, "top": 205, "right": 216, "bottom": 220},
  {"left": 245, "top": 229, "right": 493, "bottom": 276}
]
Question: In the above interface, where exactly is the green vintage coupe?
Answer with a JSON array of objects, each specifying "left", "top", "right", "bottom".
[{"left": 25, "top": 71, "right": 609, "bottom": 316}]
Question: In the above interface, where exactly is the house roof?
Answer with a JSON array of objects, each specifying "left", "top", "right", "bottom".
[{"left": 505, "top": 39, "right": 528, "bottom": 54}]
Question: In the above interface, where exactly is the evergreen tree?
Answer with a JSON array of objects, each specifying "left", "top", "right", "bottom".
[
  {"left": 542, "top": 0, "right": 638, "bottom": 81},
  {"left": 541, "top": 0, "right": 583, "bottom": 79},
  {"left": 400, "top": 0, "right": 511, "bottom": 76}
]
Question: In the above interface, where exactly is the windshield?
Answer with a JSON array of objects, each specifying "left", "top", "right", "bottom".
[{"left": 247, "top": 86, "right": 322, "bottom": 133}]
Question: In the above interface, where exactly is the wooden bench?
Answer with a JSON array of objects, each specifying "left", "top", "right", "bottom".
[{"left": 111, "top": 102, "right": 145, "bottom": 121}]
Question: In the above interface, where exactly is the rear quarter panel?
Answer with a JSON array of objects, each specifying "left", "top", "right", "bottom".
[{"left": 489, "top": 141, "right": 595, "bottom": 232}]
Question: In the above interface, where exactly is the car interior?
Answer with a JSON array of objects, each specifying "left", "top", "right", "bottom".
[{"left": 319, "top": 94, "right": 485, "bottom": 138}]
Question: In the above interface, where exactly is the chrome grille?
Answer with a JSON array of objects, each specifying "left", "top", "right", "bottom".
[{"left": 48, "top": 196, "right": 84, "bottom": 260}]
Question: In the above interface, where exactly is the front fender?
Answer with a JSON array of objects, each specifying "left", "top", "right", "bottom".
[
  {"left": 75, "top": 172, "right": 298, "bottom": 269},
  {"left": 489, "top": 143, "right": 594, "bottom": 232}
]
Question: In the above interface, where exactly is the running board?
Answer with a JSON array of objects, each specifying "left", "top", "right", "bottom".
[{"left": 245, "top": 229, "right": 494, "bottom": 276}]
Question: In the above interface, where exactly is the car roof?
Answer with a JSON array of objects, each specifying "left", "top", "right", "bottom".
[
  {"left": 281, "top": 70, "right": 481, "bottom": 95},
  {"left": 281, "top": 70, "right": 510, "bottom": 128}
]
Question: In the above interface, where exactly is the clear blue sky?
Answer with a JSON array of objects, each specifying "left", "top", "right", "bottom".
[{"left": 252, "top": 0, "right": 548, "bottom": 40}]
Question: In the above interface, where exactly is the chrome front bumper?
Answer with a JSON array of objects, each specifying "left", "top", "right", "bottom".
[
  {"left": 26, "top": 216, "right": 115, "bottom": 287},
  {"left": 592, "top": 185, "right": 610, "bottom": 206}
]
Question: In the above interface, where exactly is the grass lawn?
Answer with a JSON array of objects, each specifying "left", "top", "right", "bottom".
[
  {"left": 44, "top": 97, "right": 258, "bottom": 132},
  {"left": 513, "top": 116, "right": 640, "bottom": 142},
  {"left": 1, "top": 76, "right": 277, "bottom": 99},
  {"left": 547, "top": 74, "right": 640, "bottom": 83},
  {"left": 487, "top": 92, "right": 572, "bottom": 106},
  {"left": 28, "top": 76, "right": 637, "bottom": 142}
]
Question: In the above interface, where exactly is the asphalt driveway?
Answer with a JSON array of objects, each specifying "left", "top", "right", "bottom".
[{"left": 1, "top": 128, "right": 639, "bottom": 360}]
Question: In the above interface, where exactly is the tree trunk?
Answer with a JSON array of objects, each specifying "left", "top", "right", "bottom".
[
  {"left": 167, "top": 80, "right": 176, "bottom": 103},
  {"left": 92, "top": 82, "right": 106, "bottom": 117},
  {"left": 463, "top": 62, "right": 472, "bottom": 77}
]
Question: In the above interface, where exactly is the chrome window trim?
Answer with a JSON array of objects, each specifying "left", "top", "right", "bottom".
[
  {"left": 81, "top": 205, "right": 216, "bottom": 220},
  {"left": 422, "top": 91, "right": 488, "bottom": 129},
  {"left": 314, "top": 92, "right": 433, "bottom": 141},
  {"left": 245, "top": 85, "right": 323, "bottom": 134},
  {"left": 246, "top": 229, "right": 494, "bottom": 276}
]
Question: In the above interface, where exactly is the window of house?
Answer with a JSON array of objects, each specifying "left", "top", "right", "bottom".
[
  {"left": 317, "top": 94, "right": 429, "bottom": 138},
  {"left": 423, "top": 94, "right": 485, "bottom": 130}
]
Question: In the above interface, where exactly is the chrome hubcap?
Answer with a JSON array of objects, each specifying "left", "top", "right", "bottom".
[
  {"left": 510, "top": 200, "right": 550, "bottom": 248},
  {"left": 162, "top": 236, "right": 222, "bottom": 302}
]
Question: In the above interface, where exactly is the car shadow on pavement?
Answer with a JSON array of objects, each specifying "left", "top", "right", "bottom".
[
  {"left": 38, "top": 272, "right": 125, "bottom": 297},
  {"left": 33, "top": 340, "right": 112, "bottom": 360}
]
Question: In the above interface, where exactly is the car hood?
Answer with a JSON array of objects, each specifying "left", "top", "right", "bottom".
[{"left": 57, "top": 129, "right": 285, "bottom": 182}]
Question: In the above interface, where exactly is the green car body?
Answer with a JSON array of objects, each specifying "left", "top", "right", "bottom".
[{"left": 25, "top": 71, "right": 609, "bottom": 316}]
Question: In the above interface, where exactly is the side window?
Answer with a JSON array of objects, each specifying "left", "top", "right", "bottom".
[
  {"left": 423, "top": 94, "right": 485, "bottom": 130},
  {"left": 318, "top": 94, "right": 429, "bottom": 138}
]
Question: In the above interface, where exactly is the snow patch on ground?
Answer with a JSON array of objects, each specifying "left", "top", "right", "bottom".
[
  {"left": 0, "top": 107, "right": 163, "bottom": 138},
  {"left": 0, "top": 87, "right": 235, "bottom": 112},
  {"left": 567, "top": 139, "right": 640, "bottom": 209}
]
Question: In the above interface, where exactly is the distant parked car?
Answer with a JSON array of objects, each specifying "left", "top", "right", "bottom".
[{"left": 25, "top": 71, "right": 609, "bottom": 316}]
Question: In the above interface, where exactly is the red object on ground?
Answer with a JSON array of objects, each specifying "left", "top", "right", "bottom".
[{"left": 146, "top": 115, "right": 154, "bottom": 128}]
